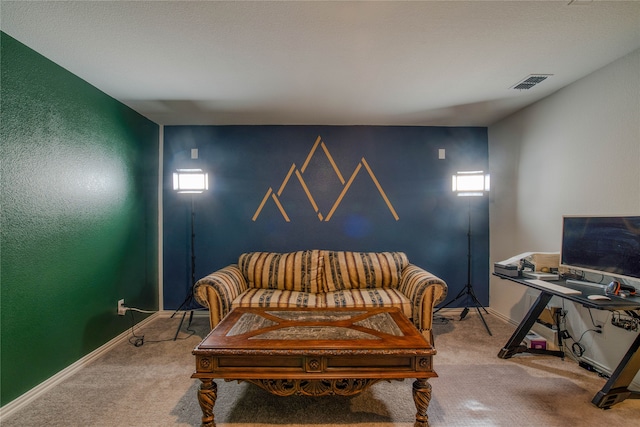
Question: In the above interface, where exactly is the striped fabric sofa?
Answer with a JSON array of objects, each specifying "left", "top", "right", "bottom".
[{"left": 193, "top": 250, "right": 448, "bottom": 340}]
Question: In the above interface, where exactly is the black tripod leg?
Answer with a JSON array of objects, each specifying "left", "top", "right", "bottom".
[
  {"left": 172, "top": 291, "right": 195, "bottom": 339},
  {"left": 187, "top": 309, "right": 195, "bottom": 328},
  {"left": 434, "top": 285, "right": 468, "bottom": 313},
  {"left": 170, "top": 292, "right": 192, "bottom": 318},
  {"left": 173, "top": 307, "right": 195, "bottom": 341},
  {"left": 434, "top": 282, "right": 491, "bottom": 334},
  {"left": 474, "top": 306, "right": 492, "bottom": 336},
  {"left": 174, "top": 311, "right": 187, "bottom": 341},
  {"left": 470, "top": 292, "right": 490, "bottom": 314},
  {"left": 467, "top": 286, "right": 492, "bottom": 335}
]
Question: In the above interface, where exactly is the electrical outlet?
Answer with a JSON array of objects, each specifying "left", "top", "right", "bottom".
[{"left": 117, "top": 299, "right": 126, "bottom": 316}]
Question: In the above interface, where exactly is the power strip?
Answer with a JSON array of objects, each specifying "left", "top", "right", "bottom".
[
  {"left": 611, "top": 315, "right": 639, "bottom": 332},
  {"left": 579, "top": 361, "right": 610, "bottom": 379}
]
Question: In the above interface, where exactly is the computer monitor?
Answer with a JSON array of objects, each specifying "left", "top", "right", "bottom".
[{"left": 560, "top": 215, "right": 640, "bottom": 282}]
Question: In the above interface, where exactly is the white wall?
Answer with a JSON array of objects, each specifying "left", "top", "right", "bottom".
[{"left": 488, "top": 49, "right": 640, "bottom": 378}]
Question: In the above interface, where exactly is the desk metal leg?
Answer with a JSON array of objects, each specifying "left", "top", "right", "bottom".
[
  {"left": 494, "top": 273, "right": 640, "bottom": 409},
  {"left": 591, "top": 331, "right": 640, "bottom": 408},
  {"left": 498, "top": 292, "right": 556, "bottom": 359}
]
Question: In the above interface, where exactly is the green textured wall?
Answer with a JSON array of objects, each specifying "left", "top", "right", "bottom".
[{"left": 0, "top": 32, "right": 159, "bottom": 406}]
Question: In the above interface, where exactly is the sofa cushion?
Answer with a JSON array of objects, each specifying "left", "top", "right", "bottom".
[
  {"left": 322, "top": 251, "right": 409, "bottom": 292},
  {"left": 321, "top": 288, "right": 412, "bottom": 320},
  {"left": 238, "top": 250, "right": 322, "bottom": 293},
  {"left": 232, "top": 288, "right": 317, "bottom": 309}
]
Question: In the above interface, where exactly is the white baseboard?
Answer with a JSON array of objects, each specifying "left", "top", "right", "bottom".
[
  {"left": 437, "top": 306, "right": 517, "bottom": 328},
  {"left": 486, "top": 307, "right": 518, "bottom": 326},
  {"left": 158, "top": 308, "right": 209, "bottom": 318},
  {"left": 434, "top": 307, "right": 465, "bottom": 316},
  {"left": 0, "top": 312, "right": 161, "bottom": 420}
]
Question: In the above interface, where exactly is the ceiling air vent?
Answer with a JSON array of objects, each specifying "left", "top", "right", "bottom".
[{"left": 511, "top": 74, "right": 552, "bottom": 90}]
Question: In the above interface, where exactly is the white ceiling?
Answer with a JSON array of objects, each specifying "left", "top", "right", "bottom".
[{"left": 2, "top": 1, "right": 640, "bottom": 126}]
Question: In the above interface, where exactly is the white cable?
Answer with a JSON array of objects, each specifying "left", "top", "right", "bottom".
[{"left": 125, "top": 307, "right": 157, "bottom": 314}]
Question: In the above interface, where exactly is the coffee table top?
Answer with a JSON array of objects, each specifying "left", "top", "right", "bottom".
[{"left": 193, "top": 307, "right": 434, "bottom": 356}]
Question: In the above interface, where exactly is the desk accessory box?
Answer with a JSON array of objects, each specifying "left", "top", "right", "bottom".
[
  {"left": 529, "top": 252, "right": 560, "bottom": 272},
  {"left": 494, "top": 263, "right": 520, "bottom": 277},
  {"left": 523, "top": 331, "right": 547, "bottom": 350}
]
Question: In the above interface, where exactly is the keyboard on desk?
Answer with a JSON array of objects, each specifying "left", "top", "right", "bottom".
[{"left": 525, "top": 279, "right": 582, "bottom": 295}]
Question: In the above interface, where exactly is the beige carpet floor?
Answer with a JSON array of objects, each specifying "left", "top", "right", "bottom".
[{"left": 3, "top": 310, "right": 640, "bottom": 426}]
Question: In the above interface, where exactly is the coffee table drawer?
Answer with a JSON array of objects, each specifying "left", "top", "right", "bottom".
[{"left": 196, "top": 354, "right": 432, "bottom": 376}]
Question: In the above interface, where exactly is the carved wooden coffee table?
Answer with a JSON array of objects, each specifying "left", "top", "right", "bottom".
[{"left": 192, "top": 307, "right": 437, "bottom": 427}]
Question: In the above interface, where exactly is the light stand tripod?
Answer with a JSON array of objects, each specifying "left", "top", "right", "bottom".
[
  {"left": 435, "top": 196, "right": 492, "bottom": 336},
  {"left": 171, "top": 196, "right": 199, "bottom": 340},
  {"left": 171, "top": 168, "right": 208, "bottom": 340}
]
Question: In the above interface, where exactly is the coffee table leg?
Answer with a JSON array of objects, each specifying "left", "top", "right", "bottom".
[
  {"left": 197, "top": 379, "right": 217, "bottom": 427},
  {"left": 412, "top": 378, "right": 432, "bottom": 427}
]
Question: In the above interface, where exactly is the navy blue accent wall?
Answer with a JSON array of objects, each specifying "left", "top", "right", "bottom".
[{"left": 163, "top": 126, "right": 488, "bottom": 310}]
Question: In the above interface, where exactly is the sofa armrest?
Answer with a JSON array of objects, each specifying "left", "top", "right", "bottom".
[
  {"left": 193, "top": 265, "right": 248, "bottom": 329},
  {"left": 398, "top": 264, "right": 448, "bottom": 333}
]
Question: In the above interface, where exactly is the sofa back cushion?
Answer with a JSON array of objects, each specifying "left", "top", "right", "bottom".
[
  {"left": 238, "top": 250, "right": 322, "bottom": 293},
  {"left": 322, "top": 251, "right": 408, "bottom": 292}
]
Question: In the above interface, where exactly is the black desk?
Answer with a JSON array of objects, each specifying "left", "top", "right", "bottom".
[{"left": 494, "top": 273, "right": 640, "bottom": 409}]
